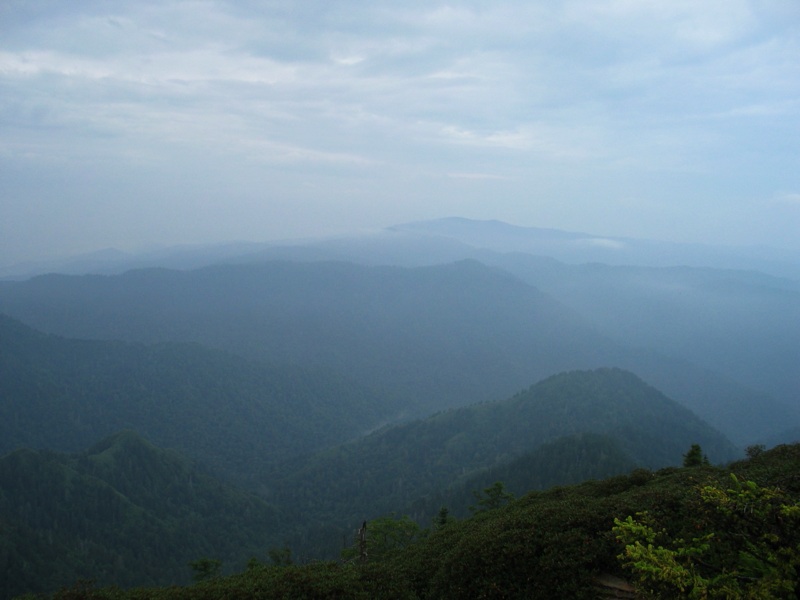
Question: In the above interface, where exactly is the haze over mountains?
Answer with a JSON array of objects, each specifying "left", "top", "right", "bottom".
[
  {"left": 4, "top": 217, "right": 800, "bottom": 280},
  {"left": 1, "top": 219, "right": 797, "bottom": 444},
  {"left": 1, "top": 217, "right": 799, "bottom": 596}
]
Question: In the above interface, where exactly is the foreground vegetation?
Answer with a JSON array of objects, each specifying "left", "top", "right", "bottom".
[{"left": 18, "top": 443, "right": 800, "bottom": 599}]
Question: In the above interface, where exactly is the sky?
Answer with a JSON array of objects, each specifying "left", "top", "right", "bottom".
[{"left": 2, "top": 0, "right": 800, "bottom": 265}]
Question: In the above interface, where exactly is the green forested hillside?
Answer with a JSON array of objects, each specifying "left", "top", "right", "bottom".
[
  {"left": 385, "top": 443, "right": 800, "bottom": 600},
  {"left": 23, "top": 443, "right": 800, "bottom": 600},
  {"left": 0, "top": 431, "right": 633, "bottom": 599},
  {"left": 0, "top": 314, "right": 392, "bottom": 482},
  {"left": 1, "top": 366, "right": 741, "bottom": 598},
  {"left": 263, "top": 369, "right": 738, "bottom": 556},
  {"left": 411, "top": 432, "right": 640, "bottom": 518},
  {"left": 0, "top": 431, "right": 281, "bottom": 600}
]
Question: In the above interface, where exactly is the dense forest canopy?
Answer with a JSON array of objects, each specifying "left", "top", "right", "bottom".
[{"left": 7, "top": 442, "right": 800, "bottom": 599}]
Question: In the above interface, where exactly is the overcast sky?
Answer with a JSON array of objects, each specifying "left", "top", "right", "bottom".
[{"left": 2, "top": 0, "right": 799, "bottom": 265}]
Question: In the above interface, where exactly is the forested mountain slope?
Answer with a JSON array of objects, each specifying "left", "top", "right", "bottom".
[
  {"left": 384, "top": 442, "right": 800, "bottom": 600},
  {"left": 0, "top": 259, "right": 788, "bottom": 444},
  {"left": 411, "top": 432, "right": 641, "bottom": 518},
  {"left": 25, "top": 444, "right": 800, "bottom": 600},
  {"left": 264, "top": 369, "right": 738, "bottom": 555},
  {"left": 0, "top": 431, "right": 281, "bottom": 600},
  {"left": 0, "top": 314, "right": 391, "bottom": 482}
]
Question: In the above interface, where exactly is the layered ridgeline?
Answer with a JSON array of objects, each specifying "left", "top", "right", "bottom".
[
  {"left": 262, "top": 219, "right": 800, "bottom": 441},
  {"left": 0, "top": 259, "right": 792, "bottom": 444},
  {"left": 243, "top": 222, "right": 800, "bottom": 434},
  {"left": 0, "top": 314, "right": 393, "bottom": 482},
  {"left": 0, "top": 260, "right": 616, "bottom": 417},
  {"left": 0, "top": 431, "right": 281, "bottom": 600},
  {"left": 264, "top": 368, "right": 738, "bottom": 556}
]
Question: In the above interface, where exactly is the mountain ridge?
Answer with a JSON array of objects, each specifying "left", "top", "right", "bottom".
[{"left": 263, "top": 368, "right": 738, "bottom": 557}]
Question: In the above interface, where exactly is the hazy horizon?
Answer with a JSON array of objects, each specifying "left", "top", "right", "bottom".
[
  {"left": 4, "top": 215, "right": 800, "bottom": 271},
  {"left": 3, "top": 1, "right": 800, "bottom": 265}
]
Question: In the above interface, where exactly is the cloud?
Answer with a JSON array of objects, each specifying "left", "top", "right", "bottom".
[
  {"left": 774, "top": 192, "right": 800, "bottom": 207},
  {"left": 241, "top": 139, "right": 379, "bottom": 166},
  {"left": 447, "top": 172, "right": 509, "bottom": 181},
  {"left": 1, "top": 0, "right": 800, "bottom": 261},
  {"left": 560, "top": 0, "right": 758, "bottom": 53}
]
